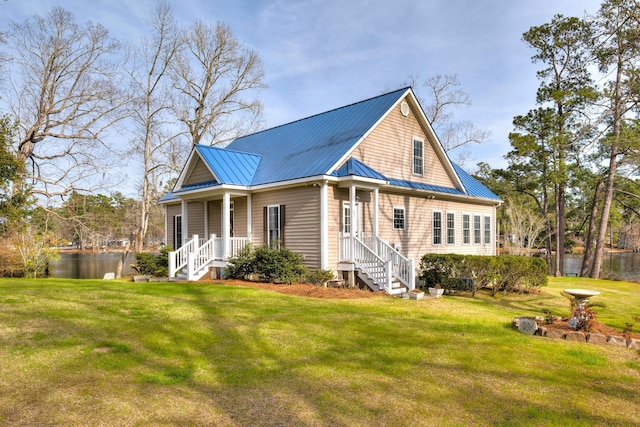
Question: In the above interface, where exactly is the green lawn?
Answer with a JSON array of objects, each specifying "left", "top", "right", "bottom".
[{"left": 0, "top": 277, "right": 638, "bottom": 426}]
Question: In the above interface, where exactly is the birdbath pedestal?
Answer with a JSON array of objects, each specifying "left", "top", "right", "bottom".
[
  {"left": 564, "top": 288, "right": 600, "bottom": 309},
  {"left": 564, "top": 289, "right": 600, "bottom": 330}
]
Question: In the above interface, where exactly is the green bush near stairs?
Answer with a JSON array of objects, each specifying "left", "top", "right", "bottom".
[{"left": 225, "top": 243, "right": 308, "bottom": 284}]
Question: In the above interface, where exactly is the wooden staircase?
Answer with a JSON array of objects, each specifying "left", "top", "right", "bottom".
[{"left": 340, "top": 233, "right": 415, "bottom": 295}]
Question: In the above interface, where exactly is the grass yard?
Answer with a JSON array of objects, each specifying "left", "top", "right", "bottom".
[{"left": 0, "top": 276, "right": 639, "bottom": 426}]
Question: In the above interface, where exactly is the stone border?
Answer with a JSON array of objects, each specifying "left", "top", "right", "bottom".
[{"left": 512, "top": 317, "right": 640, "bottom": 350}]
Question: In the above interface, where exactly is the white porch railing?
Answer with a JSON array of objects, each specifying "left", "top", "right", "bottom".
[
  {"left": 339, "top": 233, "right": 415, "bottom": 292},
  {"left": 169, "top": 234, "right": 250, "bottom": 280}
]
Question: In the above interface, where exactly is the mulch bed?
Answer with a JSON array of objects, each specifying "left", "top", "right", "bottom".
[
  {"left": 199, "top": 278, "right": 377, "bottom": 299},
  {"left": 543, "top": 318, "right": 640, "bottom": 340}
]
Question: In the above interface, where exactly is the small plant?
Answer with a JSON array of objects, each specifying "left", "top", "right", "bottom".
[
  {"left": 305, "top": 269, "right": 335, "bottom": 286},
  {"left": 541, "top": 308, "right": 554, "bottom": 325},
  {"left": 569, "top": 306, "right": 597, "bottom": 332},
  {"left": 623, "top": 316, "right": 640, "bottom": 337}
]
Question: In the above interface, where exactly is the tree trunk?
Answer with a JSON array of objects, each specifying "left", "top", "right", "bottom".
[{"left": 580, "top": 180, "right": 602, "bottom": 277}]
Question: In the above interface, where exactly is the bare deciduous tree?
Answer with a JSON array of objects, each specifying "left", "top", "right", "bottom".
[
  {"left": 504, "top": 198, "right": 546, "bottom": 256},
  {"left": 409, "top": 74, "right": 490, "bottom": 160},
  {"left": 171, "top": 20, "right": 266, "bottom": 147},
  {"left": 4, "top": 7, "right": 129, "bottom": 201},
  {"left": 125, "top": 0, "right": 181, "bottom": 253}
]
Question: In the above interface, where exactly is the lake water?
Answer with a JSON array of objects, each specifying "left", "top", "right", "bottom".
[
  {"left": 50, "top": 251, "right": 135, "bottom": 279},
  {"left": 563, "top": 252, "right": 640, "bottom": 282}
]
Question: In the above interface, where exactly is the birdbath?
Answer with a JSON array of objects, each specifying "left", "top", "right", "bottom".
[
  {"left": 564, "top": 288, "right": 600, "bottom": 309},
  {"left": 564, "top": 289, "right": 600, "bottom": 330}
]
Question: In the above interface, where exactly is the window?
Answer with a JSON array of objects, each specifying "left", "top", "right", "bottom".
[
  {"left": 462, "top": 214, "right": 470, "bottom": 244},
  {"left": 447, "top": 212, "right": 455, "bottom": 245},
  {"left": 393, "top": 207, "right": 405, "bottom": 230},
  {"left": 474, "top": 214, "right": 481, "bottom": 244},
  {"left": 413, "top": 138, "right": 423, "bottom": 175},
  {"left": 433, "top": 211, "right": 442, "bottom": 245},
  {"left": 265, "top": 205, "right": 284, "bottom": 248},
  {"left": 343, "top": 203, "right": 352, "bottom": 234},
  {"left": 484, "top": 216, "right": 491, "bottom": 245}
]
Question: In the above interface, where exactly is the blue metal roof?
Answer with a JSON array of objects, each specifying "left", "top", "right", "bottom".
[
  {"left": 175, "top": 180, "right": 220, "bottom": 193},
  {"left": 452, "top": 163, "right": 501, "bottom": 200},
  {"left": 162, "top": 87, "right": 501, "bottom": 205},
  {"left": 333, "top": 157, "right": 386, "bottom": 180},
  {"left": 195, "top": 145, "right": 261, "bottom": 186},
  {"left": 158, "top": 191, "right": 179, "bottom": 203},
  {"left": 387, "top": 178, "right": 465, "bottom": 196},
  {"left": 226, "top": 88, "right": 409, "bottom": 185}
]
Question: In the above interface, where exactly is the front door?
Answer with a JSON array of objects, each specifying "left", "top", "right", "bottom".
[{"left": 342, "top": 201, "right": 359, "bottom": 237}]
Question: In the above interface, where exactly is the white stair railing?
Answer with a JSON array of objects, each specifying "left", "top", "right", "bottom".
[
  {"left": 168, "top": 235, "right": 198, "bottom": 278},
  {"left": 352, "top": 237, "right": 392, "bottom": 292},
  {"left": 340, "top": 233, "right": 415, "bottom": 292}
]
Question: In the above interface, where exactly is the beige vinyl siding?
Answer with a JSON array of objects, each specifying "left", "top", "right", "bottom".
[
  {"left": 184, "top": 157, "right": 215, "bottom": 186},
  {"left": 207, "top": 200, "right": 221, "bottom": 236},
  {"left": 165, "top": 203, "right": 181, "bottom": 249},
  {"left": 187, "top": 201, "right": 205, "bottom": 237},
  {"left": 352, "top": 99, "right": 454, "bottom": 188},
  {"left": 232, "top": 197, "right": 248, "bottom": 238},
  {"left": 375, "top": 192, "right": 496, "bottom": 264},
  {"left": 252, "top": 186, "right": 321, "bottom": 269}
]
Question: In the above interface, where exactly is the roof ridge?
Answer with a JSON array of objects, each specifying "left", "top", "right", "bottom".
[{"left": 233, "top": 87, "right": 411, "bottom": 141}]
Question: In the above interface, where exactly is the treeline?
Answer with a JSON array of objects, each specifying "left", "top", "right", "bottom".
[{"left": 475, "top": 0, "right": 640, "bottom": 278}]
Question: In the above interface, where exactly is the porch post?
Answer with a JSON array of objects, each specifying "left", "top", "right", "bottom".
[
  {"left": 349, "top": 185, "right": 357, "bottom": 235},
  {"left": 246, "top": 193, "right": 252, "bottom": 241},
  {"left": 320, "top": 180, "right": 328, "bottom": 270},
  {"left": 222, "top": 192, "right": 230, "bottom": 259},
  {"left": 181, "top": 200, "right": 189, "bottom": 246},
  {"left": 373, "top": 187, "right": 379, "bottom": 237}
]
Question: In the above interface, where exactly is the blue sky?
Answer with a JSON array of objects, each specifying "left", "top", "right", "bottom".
[{"left": 2, "top": 0, "right": 603, "bottom": 178}]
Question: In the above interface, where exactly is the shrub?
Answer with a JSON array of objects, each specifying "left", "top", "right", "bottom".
[
  {"left": 135, "top": 246, "right": 170, "bottom": 277},
  {"left": 418, "top": 253, "right": 548, "bottom": 296},
  {"left": 224, "top": 244, "right": 254, "bottom": 280},
  {"left": 253, "top": 245, "right": 308, "bottom": 284},
  {"left": 224, "top": 244, "right": 308, "bottom": 284},
  {"left": 305, "top": 269, "right": 335, "bottom": 286}
]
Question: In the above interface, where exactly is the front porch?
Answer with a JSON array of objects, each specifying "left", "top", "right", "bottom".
[{"left": 168, "top": 234, "right": 250, "bottom": 281}]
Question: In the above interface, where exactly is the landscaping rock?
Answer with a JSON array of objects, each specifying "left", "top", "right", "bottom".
[
  {"left": 536, "top": 326, "right": 548, "bottom": 337},
  {"left": 103, "top": 272, "right": 115, "bottom": 280},
  {"left": 586, "top": 333, "right": 607, "bottom": 345},
  {"left": 133, "top": 275, "right": 150, "bottom": 282},
  {"left": 517, "top": 317, "right": 538, "bottom": 335},
  {"left": 566, "top": 331, "right": 586, "bottom": 343},
  {"left": 607, "top": 335, "right": 627, "bottom": 347},
  {"left": 627, "top": 339, "right": 640, "bottom": 350},
  {"left": 546, "top": 328, "right": 566, "bottom": 340},
  {"left": 512, "top": 318, "right": 520, "bottom": 329}
]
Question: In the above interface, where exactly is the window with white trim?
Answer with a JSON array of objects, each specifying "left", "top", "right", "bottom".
[
  {"left": 343, "top": 202, "right": 352, "bottom": 234},
  {"left": 393, "top": 207, "right": 405, "bottom": 230},
  {"left": 474, "top": 214, "right": 481, "bottom": 244},
  {"left": 413, "top": 138, "right": 423, "bottom": 176},
  {"left": 267, "top": 205, "right": 280, "bottom": 248},
  {"left": 484, "top": 215, "right": 491, "bottom": 245},
  {"left": 446, "top": 212, "right": 455, "bottom": 245},
  {"left": 433, "top": 211, "right": 442, "bottom": 245},
  {"left": 462, "top": 214, "right": 470, "bottom": 244}
]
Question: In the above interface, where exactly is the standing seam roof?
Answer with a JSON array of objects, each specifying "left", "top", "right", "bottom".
[{"left": 226, "top": 88, "right": 409, "bottom": 185}]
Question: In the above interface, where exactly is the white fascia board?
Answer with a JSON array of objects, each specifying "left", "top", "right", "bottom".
[{"left": 173, "top": 145, "right": 222, "bottom": 191}]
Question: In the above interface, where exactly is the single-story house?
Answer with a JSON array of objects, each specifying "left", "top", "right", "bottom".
[{"left": 159, "top": 87, "right": 502, "bottom": 294}]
